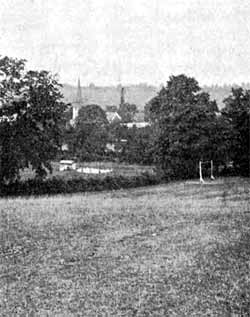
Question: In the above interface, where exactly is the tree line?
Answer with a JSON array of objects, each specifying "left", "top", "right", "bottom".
[
  {"left": 65, "top": 74, "right": 249, "bottom": 178},
  {"left": 0, "top": 56, "right": 249, "bottom": 184},
  {"left": 147, "top": 74, "right": 249, "bottom": 178}
]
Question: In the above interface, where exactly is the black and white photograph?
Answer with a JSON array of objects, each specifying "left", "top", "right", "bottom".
[{"left": 0, "top": 0, "right": 249, "bottom": 315}]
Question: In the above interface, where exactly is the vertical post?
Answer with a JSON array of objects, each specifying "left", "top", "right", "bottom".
[
  {"left": 211, "top": 160, "right": 215, "bottom": 180},
  {"left": 199, "top": 161, "right": 204, "bottom": 183}
]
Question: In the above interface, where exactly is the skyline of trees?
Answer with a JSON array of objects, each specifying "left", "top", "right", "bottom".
[
  {"left": 59, "top": 75, "right": 250, "bottom": 178},
  {"left": 0, "top": 54, "right": 249, "bottom": 183}
]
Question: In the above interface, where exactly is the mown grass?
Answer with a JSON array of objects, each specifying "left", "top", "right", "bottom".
[{"left": 0, "top": 177, "right": 249, "bottom": 316}]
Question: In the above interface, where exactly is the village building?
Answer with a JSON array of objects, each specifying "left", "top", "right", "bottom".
[
  {"left": 70, "top": 79, "right": 148, "bottom": 128},
  {"left": 106, "top": 111, "right": 122, "bottom": 124},
  {"left": 59, "top": 160, "right": 77, "bottom": 171},
  {"left": 120, "top": 121, "right": 150, "bottom": 128}
]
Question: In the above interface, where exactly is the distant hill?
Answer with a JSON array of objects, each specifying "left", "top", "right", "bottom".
[
  {"left": 202, "top": 83, "right": 250, "bottom": 109},
  {"left": 61, "top": 83, "right": 250, "bottom": 111},
  {"left": 61, "top": 83, "right": 158, "bottom": 112}
]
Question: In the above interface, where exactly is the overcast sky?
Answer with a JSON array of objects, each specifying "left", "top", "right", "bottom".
[{"left": 0, "top": 0, "right": 250, "bottom": 86}]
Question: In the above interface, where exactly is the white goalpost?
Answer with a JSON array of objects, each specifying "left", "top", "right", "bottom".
[{"left": 199, "top": 160, "right": 215, "bottom": 183}]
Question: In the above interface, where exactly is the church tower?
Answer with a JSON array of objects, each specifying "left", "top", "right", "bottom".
[
  {"left": 76, "top": 78, "right": 82, "bottom": 103},
  {"left": 72, "top": 78, "right": 83, "bottom": 121},
  {"left": 120, "top": 86, "right": 125, "bottom": 108}
]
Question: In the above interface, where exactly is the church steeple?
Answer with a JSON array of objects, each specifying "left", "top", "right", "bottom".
[
  {"left": 76, "top": 78, "right": 82, "bottom": 103},
  {"left": 72, "top": 78, "right": 83, "bottom": 122}
]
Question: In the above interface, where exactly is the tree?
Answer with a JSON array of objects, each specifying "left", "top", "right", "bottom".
[
  {"left": 144, "top": 87, "right": 167, "bottom": 123},
  {"left": 221, "top": 88, "right": 250, "bottom": 176},
  {"left": 118, "top": 102, "right": 138, "bottom": 122},
  {"left": 115, "top": 125, "right": 154, "bottom": 164},
  {"left": 149, "top": 74, "right": 220, "bottom": 179},
  {"left": 73, "top": 104, "right": 108, "bottom": 161},
  {"left": 0, "top": 56, "right": 68, "bottom": 183}
]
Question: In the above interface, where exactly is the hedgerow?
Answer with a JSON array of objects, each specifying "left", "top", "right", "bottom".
[{"left": 0, "top": 173, "right": 161, "bottom": 197}]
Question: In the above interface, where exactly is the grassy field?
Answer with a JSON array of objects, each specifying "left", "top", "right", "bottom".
[
  {"left": 20, "top": 161, "right": 155, "bottom": 181},
  {"left": 0, "top": 177, "right": 249, "bottom": 316}
]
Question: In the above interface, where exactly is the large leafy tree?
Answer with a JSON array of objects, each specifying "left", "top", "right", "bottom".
[
  {"left": 114, "top": 125, "right": 154, "bottom": 164},
  {"left": 73, "top": 104, "right": 108, "bottom": 161},
  {"left": 0, "top": 56, "right": 68, "bottom": 183},
  {"left": 221, "top": 88, "right": 250, "bottom": 176},
  {"left": 144, "top": 88, "right": 166, "bottom": 123},
  {"left": 148, "top": 74, "right": 220, "bottom": 179}
]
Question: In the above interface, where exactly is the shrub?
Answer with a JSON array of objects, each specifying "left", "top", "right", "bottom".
[{"left": 0, "top": 173, "right": 162, "bottom": 197}]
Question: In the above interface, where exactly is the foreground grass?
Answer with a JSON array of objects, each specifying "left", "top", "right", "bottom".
[{"left": 0, "top": 177, "right": 249, "bottom": 316}]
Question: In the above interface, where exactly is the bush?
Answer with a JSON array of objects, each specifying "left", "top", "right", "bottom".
[{"left": 0, "top": 173, "right": 162, "bottom": 197}]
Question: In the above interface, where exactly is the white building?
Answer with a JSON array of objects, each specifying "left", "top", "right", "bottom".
[
  {"left": 59, "top": 160, "right": 76, "bottom": 171},
  {"left": 106, "top": 111, "right": 122, "bottom": 124},
  {"left": 120, "top": 122, "right": 150, "bottom": 128}
]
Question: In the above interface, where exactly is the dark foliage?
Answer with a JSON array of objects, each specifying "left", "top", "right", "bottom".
[
  {"left": 221, "top": 88, "right": 250, "bottom": 176},
  {"left": 147, "top": 75, "right": 222, "bottom": 179},
  {"left": 0, "top": 173, "right": 161, "bottom": 197},
  {"left": 118, "top": 126, "right": 154, "bottom": 164},
  {"left": 73, "top": 104, "right": 109, "bottom": 161},
  {"left": 107, "top": 124, "right": 155, "bottom": 165},
  {"left": 118, "top": 102, "right": 138, "bottom": 123},
  {"left": 0, "top": 56, "right": 68, "bottom": 183}
]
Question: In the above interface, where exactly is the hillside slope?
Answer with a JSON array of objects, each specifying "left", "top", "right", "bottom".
[
  {"left": 61, "top": 83, "right": 250, "bottom": 111},
  {"left": 61, "top": 83, "right": 158, "bottom": 111}
]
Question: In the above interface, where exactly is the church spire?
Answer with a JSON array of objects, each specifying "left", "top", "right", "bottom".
[
  {"left": 76, "top": 78, "right": 82, "bottom": 103},
  {"left": 72, "top": 78, "right": 83, "bottom": 122}
]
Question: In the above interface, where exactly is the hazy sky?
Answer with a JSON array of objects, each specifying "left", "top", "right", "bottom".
[{"left": 0, "top": 0, "right": 250, "bottom": 86}]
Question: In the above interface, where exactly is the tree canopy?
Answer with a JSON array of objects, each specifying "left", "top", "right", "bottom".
[
  {"left": 148, "top": 74, "right": 220, "bottom": 179},
  {"left": 118, "top": 102, "right": 138, "bottom": 123},
  {"left": 73, "top": 104, "right": 108, "bottom": 161},
  {"left": 0, "top": 56, "right": 68, "bottom": 183},
  {"left": 221, "top": 88, "right": 250, "bottom": 176},
  {"left": 111, "top": 124, "right": 154, "bottom": 165}
]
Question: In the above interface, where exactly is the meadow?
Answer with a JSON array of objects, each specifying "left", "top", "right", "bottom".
[
  {"left": 0, "top": 177, "right": 249, "bottom": 316},
  {"left": 20, "top": 161, "right": 156, "bottom": 181}
]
